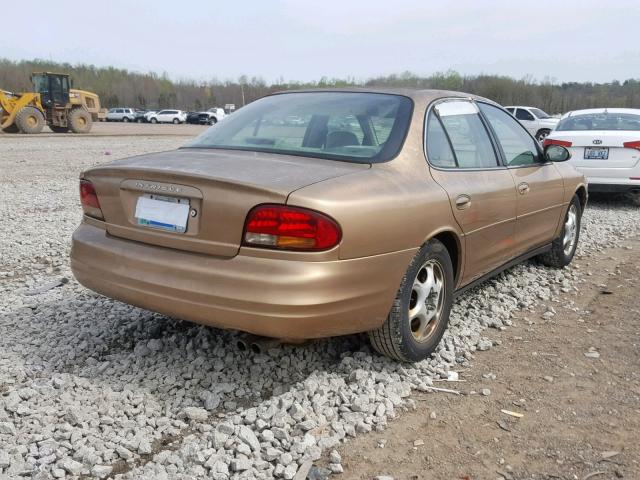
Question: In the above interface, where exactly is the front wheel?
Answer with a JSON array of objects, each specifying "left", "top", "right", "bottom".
[
  {"left": 368, "top": 239, "right": 454, "bottom": 362},
  {"left": 173, "top": 118, "right": 180, "bottom": 124},
  {"left": 628, "top": 191, "right": 640, "bottom": 207},
  {"left": 150, "top": 118, "right": 157, "bottom": 124},
  {"left": 123, "top": 117, "right": 130, "bottom": 123},
  {"left": 538, "top": 195, "right": 581, "bottom": 268}
]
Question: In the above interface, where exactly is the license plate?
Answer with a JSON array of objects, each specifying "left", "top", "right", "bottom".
[
  {"left": 584, "top": 147, "right": 609, "bottom": 160},
  {"left": 135, "top": 194, "right": 190, "bottom": 233}
]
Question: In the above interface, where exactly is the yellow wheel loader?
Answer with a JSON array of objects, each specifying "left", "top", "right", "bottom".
[{"left": 0, "top": 72, "right": 102, "bottom": 134}]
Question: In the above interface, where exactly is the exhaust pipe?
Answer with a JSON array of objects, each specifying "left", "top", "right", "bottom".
[
  {"left": 237, "top": 334, "right": 308, "bottom": 353},
  {"left": 250, "top": 337, "right": 283, "bottom": 354}
]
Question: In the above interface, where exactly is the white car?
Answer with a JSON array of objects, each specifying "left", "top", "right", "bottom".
[
  {"left": 505, "top": 106, "right": 559, "bottom": 142},
  {"left": 146, "top": 110, "right": 187, "bottom": 124},
  {"left": 106, "top": 108, "right": 136, "bottom": 122},
  {"left": 544, "top": 108, "right": 640, "bottom": 206},
  {"left": 206, "top": 107, "right": 226, "bottom": 123}
]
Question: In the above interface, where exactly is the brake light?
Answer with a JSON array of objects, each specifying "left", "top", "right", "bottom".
[
  {"left": 623, "top": 141, "right": 640, "bottom": 151},
  {"left": 79, "top": 180, "right": 103, "bottom": 219},
  {"left": 543, "top": 138, "right": 572, "bottom": 147},
  {"left": 243, "top": 204, "right": 341, "bottom": 251}
]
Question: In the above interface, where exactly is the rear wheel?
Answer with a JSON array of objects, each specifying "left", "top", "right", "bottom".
[
  {"left": 368, "top": 239, "right": 454, "bottom": 362},
  {"left": 15, "top": 106, "right": 45, "bottom": 134},
  {"left": 535, "top": 129, "right": 551, "bottom": 143},
  {"left": 538, "top": 194, "right": 581, "bottom": 268},
  {"left": 49, "top": 126, "right": 69, "bottom": 133},
  {"left": 69, "top": 108, "right": 92, "bottom": 133},
  {"left": 628, "top": 191, "right": 640, "bottom": 207}
]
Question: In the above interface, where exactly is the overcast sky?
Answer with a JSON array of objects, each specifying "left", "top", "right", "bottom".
[{"left": 4, "top": 0, "right": 639, "bottom": 84}]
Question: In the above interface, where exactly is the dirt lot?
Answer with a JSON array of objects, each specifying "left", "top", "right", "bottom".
[
  {"left": 337, "top": 236, "right": 640, "bottom": 480},
  {"left": 0, "top": 131, "right": 638, "bottom": 480}
]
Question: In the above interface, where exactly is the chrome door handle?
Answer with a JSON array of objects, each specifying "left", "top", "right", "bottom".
[
  {"left": 518, "top": 182, "right": 530, "bottom": 195},
  {"left": 456, "top": 194, "right": 471, "bottom": 209}
]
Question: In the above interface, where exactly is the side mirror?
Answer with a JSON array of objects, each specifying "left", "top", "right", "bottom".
[{"left": 544, "top": 145, "right": 571, "bottom": 162}]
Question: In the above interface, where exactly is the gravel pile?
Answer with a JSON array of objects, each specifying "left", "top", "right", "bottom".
[{"left": 1, "top": 137, "right": 638, "bottom": 479}]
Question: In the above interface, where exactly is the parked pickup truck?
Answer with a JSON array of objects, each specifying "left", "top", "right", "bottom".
[{"left": 505, "top": 106, "right": 559, "bottom": 142}]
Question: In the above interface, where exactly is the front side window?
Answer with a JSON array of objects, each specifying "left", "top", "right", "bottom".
[
  {"left": 431, "top": 100, "right": 498, "bottom": 169},
  {"left": 479, "top": 103, "right": 539, "bottom": 167},
  {"left": 185, "top": 92, "right": 413, "bottom": 163},
  {"left": 556, "top": 112, "right": 640, "bottom": 131},
  {"left": 515, "top": 108, "right": 535, "bottom": 121}
]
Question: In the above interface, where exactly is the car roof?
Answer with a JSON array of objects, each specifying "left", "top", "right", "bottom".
[
  {"left": 504, "top": 106, "right": 537, "bottom": 109},
  {"left": 270, "top": 87, "right": 501, "bottom": 108},
  {"left": 562, "top": 107, "right": 640, "bottom": 118}
]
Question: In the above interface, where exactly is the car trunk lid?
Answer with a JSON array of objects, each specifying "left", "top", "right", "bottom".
[
  {"left": 84, "top": 148, "right": 369, "bottom": 257},
  {"left": 551, "top": 130, "right": 640, "bottom": 168}
]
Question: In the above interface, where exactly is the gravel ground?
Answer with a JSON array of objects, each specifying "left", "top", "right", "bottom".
[{"left": 1, "top": 136, "right": 638, "bottom": 480}]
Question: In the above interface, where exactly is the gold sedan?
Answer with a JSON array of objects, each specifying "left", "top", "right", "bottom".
[{"left": 71, "top": 89, "right": 586, "bottom": 361}]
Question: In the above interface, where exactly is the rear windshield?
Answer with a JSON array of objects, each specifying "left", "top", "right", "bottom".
[
  {"left": 184, "top": 92, "right": 413, "bottom": 163},
  {"left": 530, "top": 108, "right": 550, "bottom": 119},
  {"left": 556, "top": 112, "right": 640, "bottom": 131}
]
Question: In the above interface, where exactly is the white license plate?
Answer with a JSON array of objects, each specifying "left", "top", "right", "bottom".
[
  {"left": 135, "top": 194, "right": 190, "bottom": 233},
  {"left": 584, "top": 147, "right": 609, "bottom": 160}
]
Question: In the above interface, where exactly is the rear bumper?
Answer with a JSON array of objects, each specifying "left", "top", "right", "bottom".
[
  {"left": 588, "top": 183, "right": 640, "bottom": 194},
  {"left": 70, "top": 223, "right": 415, "bottom": 339}
]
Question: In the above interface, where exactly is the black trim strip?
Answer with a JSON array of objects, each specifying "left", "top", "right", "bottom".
[{"left": 454, "top": 243, "right": 552, "bottom": 297}]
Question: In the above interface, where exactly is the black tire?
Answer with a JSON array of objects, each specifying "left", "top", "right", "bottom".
[
  {"left": 209, "top": 117, "right": 217, "bottom": 125},
  {"left": 150, "top": 118, "right": 158, "bottom": 124},
  {"left": 172, "top": 118, "right": 180, "bottom": 124},
  {"left": 15, "top": 106, "right": 45, "bottom": 134},
  {"left": 123, "top": 117, "right": 130, "bottom": 123},
  {"left": 538, "top": 194, "right": 581, "bottom": 268},
  {"left": 368, "top": 239, "right": 454, "bottom": 362},
  {"left": 49, "top": 126, "right": 69, "bottom": 133},
  {"left": 535, "top": 129, "right": 551, "bottom": 143},
  {"left": 68, "top": 108, "right": 92, "bottom": 134}
]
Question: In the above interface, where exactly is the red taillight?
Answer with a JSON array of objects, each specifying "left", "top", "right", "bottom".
[
  {"left": 79, "top": 180, "right": 103, "bottom": 219},
  {"left": 623, "top": 141, "right": 640, "bottom": 151},
  {"left": 543, "top": 138, "right": 572, "bottom": 148},
  {"left": 243, "top": 204, "right": 341, "bottom": 251}
]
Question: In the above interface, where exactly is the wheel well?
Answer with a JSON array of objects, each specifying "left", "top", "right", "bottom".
[
  {"left": 433, "top": 231, "right": 460, "bottom": 284},
  {"left": 575, "top": 186, "right": 587, "bottom": 210}
]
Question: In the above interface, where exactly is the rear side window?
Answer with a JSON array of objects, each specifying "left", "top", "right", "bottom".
[
  {"left": 429, "top": 100, "right": 498, "bottom": 169},
  {"left": 556, "top": 112, "right": 640, "bottom": 131},
  {"left": 425, "top": 113, "right": 456, "bottom": 168},
  {"left": 479, "top": 103, "right": 539, "bottom": 166}
]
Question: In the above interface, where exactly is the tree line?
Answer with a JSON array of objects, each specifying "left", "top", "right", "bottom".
[{"left": 1, "top": 58, "right": 639, "bottom": 114}]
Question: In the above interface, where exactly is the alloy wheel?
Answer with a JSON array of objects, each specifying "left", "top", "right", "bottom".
[
  {"left": 563, "top": 204, "right": 578, "bottom": 255},
  {"left": 408, "top": 259, "right": 446, "bottom": 342}
]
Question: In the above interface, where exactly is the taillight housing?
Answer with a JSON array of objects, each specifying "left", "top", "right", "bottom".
[
  {"left": 79, "top": 179, "right": 104, "bottom": 219},
  {"left": 543, "top": 138, "right": 572, "bottom": 148},
  {"left": 623, "top": 141, "right": 640, "bottom": 151},
  {"left": 243, "top": 204, "right": 341, "bottom": 251}
]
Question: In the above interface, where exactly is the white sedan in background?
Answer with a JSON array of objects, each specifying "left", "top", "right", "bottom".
[
  {"left": 505, "top": 106, "right": 559, "bottom": 142},
  {"left": 544, "top": 108, "right": 640, "bottom": 206}
]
